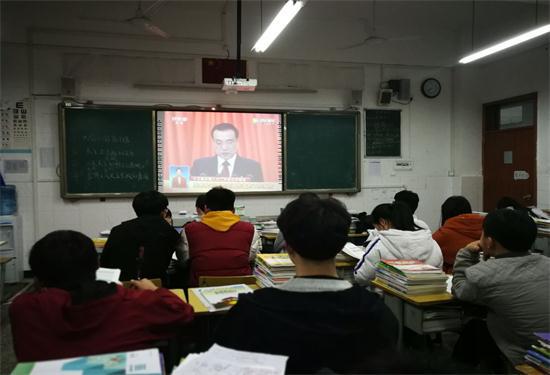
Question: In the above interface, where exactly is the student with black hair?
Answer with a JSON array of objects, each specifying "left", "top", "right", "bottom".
[
  {"left": 354, "top": 202, "right": 442, "bottom": 285},
  {"left": 432, "top": 196, "right": 484, "bottom": 273},
  {"left": 273, "top": 192, "right": 320, "bottom": 253},
  {"left": 164, "top": 207, "right": 173, "bottom": 226},
  {"left": 215, "top": 197, "right": 398, "bottom": 374},
  {"left": 195, "top": 194, "right": 207, "bottom": 217},
  {"left": 452, "top": 209, "right": 550, "bottom": 368},
  {"left": 100, "top": 190, "right": 182, "bottom": 282},
  {"left": 10, "top": 230, "right": 194, "bottom": 362},
  {"left": 181, "top": 187, "right": 261, "bottom": 286},
  {"left": 394, "top": 189, "right": 430, "bottom": 230}
]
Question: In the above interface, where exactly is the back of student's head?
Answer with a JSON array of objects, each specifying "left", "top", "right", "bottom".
[
  {"left": 394, "top": 190, "right": 420, "bottom": 214},
  {"left": 277, "top": 197, "right": 351, "bottom": 261},
  {"left": 441, "top": 196, "right": 472, "bottom": 225},
  {"left": 496, "top": 196, "right": 524, "bottom": 210},
  {"left": 132, "top": 190, "right": 169, "bottom": 217},
  {"left": 195, "top": 194, "right": 207, "bottom": 212},
  {"left": 483, "top": 209, "right": 537, "bottom": 252},
  {"left": 29, "top": 230, "right": 97, "bottom": 290},
  {"left": 206, "top": 187, "right": 235, "bottom": 211},
  {"left": 298, "top": 192, "right": 319, "bottom": 201},
  {"left": 372, "top": 202, "right": 417, "bottom": 231}
]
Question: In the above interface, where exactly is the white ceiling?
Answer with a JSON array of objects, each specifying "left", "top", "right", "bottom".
[{"left": 1, "top": 0, "right": 549, "bottom": 67}]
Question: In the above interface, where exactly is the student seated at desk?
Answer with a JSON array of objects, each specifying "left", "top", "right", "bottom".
[
  {"left": 273, "top": 192, "right": 319, "bottom": 253},
  {"left": 452, "top": 209, "right": 550, "bottom": 370},
  {"left": 394, "top": 189, "right": 430, "bottom": 230},
  {"left": 195, "top": 194, "right": 206, "bottom": 217},
  {"left": 10, "top": 230, "right": 194, "bottom": 362},
  {"left": 182, "top": 187, "right": 261, "bottom": 286},
  {"left": 354, "top": 202, "right": 443, "bottom": 285},
  {"left": 215, "top": 197, "right": 398, "bottom": 374},
  {"left": 432, "top": 196, "right": 484, "bottom": 273},
  {"left": 100, "top": 190, "right": 182, "bottom": 283}
]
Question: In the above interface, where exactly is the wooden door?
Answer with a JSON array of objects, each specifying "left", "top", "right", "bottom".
[{"left": 483, "top": 93, "right": 537, "bottom": 212}]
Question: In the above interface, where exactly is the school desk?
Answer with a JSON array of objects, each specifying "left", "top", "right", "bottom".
[
  {"left": 371, "top": 278, "right": 460, "bottom": 350},
  {"left": 515, "top": 363, "right": 545, "bottom": 375},
  {"left": 169, "top": 289, "right": 187, "bottom": 303}
]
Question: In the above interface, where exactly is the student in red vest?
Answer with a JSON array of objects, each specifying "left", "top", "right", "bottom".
[
  {"left": 10, "top": 230, "right": 194, "bottom": 362},
  {"left": 432, "top": 196, "right": 484, "bottom": 273},
  {"left": 181, "top": 187, "right": 261, "bottom": 286}
]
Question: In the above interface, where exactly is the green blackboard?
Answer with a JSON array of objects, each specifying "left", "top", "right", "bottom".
[
  {"left": 60, "top": 105, "right": 156, "bottom": 198},
  {"left": 285, "top": 112, "right": 360, "bottom": 191},
  {"left": 365, "top": 109, "right": 401, "bottom": 157}
]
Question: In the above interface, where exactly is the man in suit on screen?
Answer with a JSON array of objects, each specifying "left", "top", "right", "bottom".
[{"left": 190, "top": 123, "right": 263, "bottom": 182}]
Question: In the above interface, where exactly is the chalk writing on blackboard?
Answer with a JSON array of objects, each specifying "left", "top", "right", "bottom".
[{"left": 365, "top": 109, "right": 401, "bottom": 157}]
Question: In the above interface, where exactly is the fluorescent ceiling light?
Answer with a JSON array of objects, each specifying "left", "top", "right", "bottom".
[
  {"left": 252, "top": 0, "right": 305, "bottom": 53},
  {"left": 459, "top": 24, "right": 550, "bottom": 64}
]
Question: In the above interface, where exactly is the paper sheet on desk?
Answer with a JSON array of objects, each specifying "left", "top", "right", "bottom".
[
  {"left": 341, "top": 242, "right": 365, "bottom": 260},
  {"left": 96, "top": 267, "right": 121, "bottom": 284},
  {"left": 172, "top": 344, "right": 287, "bottom": 375}
]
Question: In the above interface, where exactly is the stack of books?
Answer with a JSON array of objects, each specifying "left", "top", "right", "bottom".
[
  {"left": 533, "top": 217, "right": 550, "bottom": 236},
  {"left": 254, "top": 254, "right": 296, "bottom": 287},
  {"left": 524, "top": 332, "right": 550, "bottom": 373},
  {"left": 374, "top": 259, "right": 448, "bottom": 295}
]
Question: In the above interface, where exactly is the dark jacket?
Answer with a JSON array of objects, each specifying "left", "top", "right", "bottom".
[
  {"left": 100, "top": 215, "right": 181, "bottom": 281},
  {"left": 215, "top": 284, "right": 398, "bottom": 374},
  {"left": 190, "top": 155, "right": 263, "bottom": 182}
]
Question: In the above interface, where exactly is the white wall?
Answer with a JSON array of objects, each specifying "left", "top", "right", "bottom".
[{"left": 1, "top": 1, "right": 548, "bottom": 269}]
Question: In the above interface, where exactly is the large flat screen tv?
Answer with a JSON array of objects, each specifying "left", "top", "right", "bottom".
[{"left": 158, "top": 110, "right": 283, "bottom": 193}]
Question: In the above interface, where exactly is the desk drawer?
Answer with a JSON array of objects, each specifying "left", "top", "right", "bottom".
[{"left": 404, "top": 303, "right": 462, "bottom": 335}]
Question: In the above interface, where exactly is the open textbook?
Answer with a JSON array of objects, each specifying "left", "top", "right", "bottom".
[{"left": 195, "top": 284, "right": 253, "bottom": 312}]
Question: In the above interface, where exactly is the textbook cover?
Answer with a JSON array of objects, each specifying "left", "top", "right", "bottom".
[
  {"left": 196, "top": 284, "right": 253, "bottom": 312},
  {"left": 378, "top": 259, "right": 445, "bottom": 277},
  {"left": 256, "top": 253, "right": 294, "bottom": 268},
  {"left": 11, "top": 348, "right": 162, "bottom": 375}
]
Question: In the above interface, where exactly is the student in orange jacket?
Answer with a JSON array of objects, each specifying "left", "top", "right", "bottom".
[{"left": 433, "top": 196, "right": 484, "bottom": 273}]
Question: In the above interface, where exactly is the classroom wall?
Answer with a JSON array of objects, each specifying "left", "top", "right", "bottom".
[{"left": 1, "top": 2, "right": 547, "bottom": 269}]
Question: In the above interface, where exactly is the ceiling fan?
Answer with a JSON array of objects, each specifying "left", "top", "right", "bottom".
[
  {"left": 79, "top": 0, "right": 170, "bottom": 38},
  {"left": 339, "top": 0, "right": 419, "bottom": 49}
]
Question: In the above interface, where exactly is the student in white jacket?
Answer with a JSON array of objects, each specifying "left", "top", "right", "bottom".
[{"left": 354, "top": 202, "right": 443, "bottom": 285}]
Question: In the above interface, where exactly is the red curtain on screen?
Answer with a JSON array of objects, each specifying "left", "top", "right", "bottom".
[{"left": 162, "top": 111, "right": 281, "bottom": 182}]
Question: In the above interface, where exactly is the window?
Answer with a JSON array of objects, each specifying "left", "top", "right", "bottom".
[{"left": 484, "top": 93, "right": 536, "bottom": 131}]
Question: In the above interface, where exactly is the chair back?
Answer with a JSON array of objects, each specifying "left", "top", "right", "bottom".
[{"left": 198, "top": 275, "right": 257, "bottom": 287}]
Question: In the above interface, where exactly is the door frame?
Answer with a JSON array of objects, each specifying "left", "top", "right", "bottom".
[{"left": 482, "top": 92, "right": 538, "bottom": 211}]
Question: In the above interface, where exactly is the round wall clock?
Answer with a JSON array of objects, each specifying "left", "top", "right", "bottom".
[{"left": 421, "top": 78, "right": 441, "bottom": 98}]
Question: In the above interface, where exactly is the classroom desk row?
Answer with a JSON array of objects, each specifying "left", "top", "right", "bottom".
[{"left": 181, "top": 278, "right": 457, "bottom": 352}]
